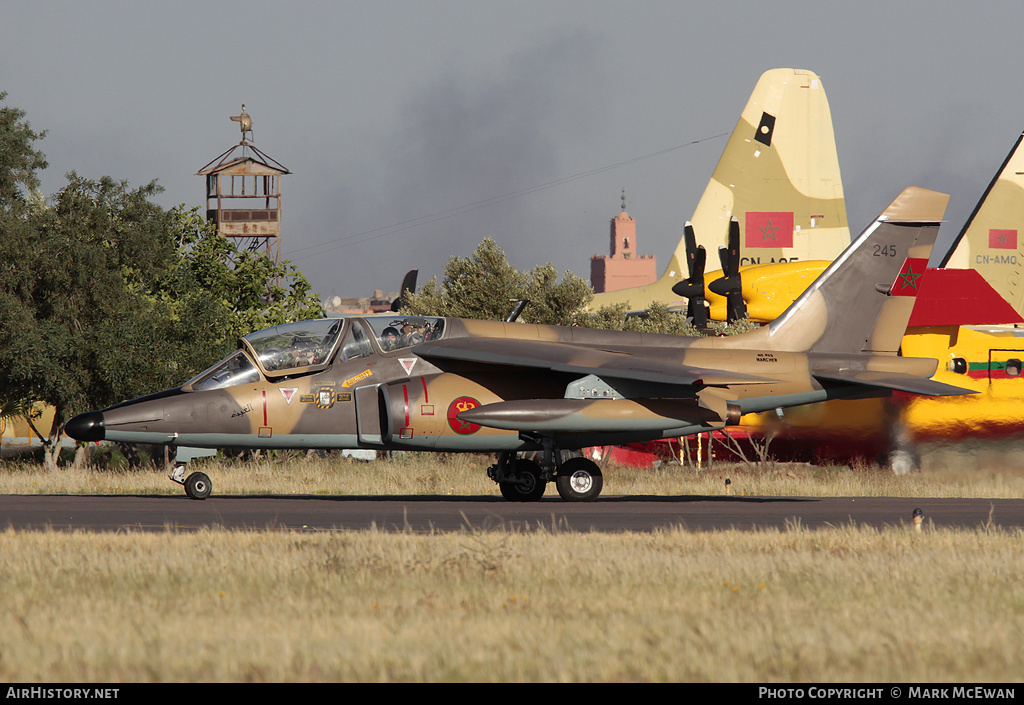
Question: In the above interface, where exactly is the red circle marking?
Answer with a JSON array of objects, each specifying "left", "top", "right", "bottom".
[{"left": 447, "top": 396, "right": 482, "bottom": 435}]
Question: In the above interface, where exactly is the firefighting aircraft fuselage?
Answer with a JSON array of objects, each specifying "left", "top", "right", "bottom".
[{"left": 66, "top": 188, "right": 973, "bottom": 501}]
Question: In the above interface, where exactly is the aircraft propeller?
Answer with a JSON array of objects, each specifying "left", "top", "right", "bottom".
[
  {"left": 390, "top": 269, "right": 419, "bottom": 312},
  {"left": 708, "top": 218, "right": 748, "bottom": 323},
  {"left": 671, "top": 222, "right": 710, "bottom": 329}
]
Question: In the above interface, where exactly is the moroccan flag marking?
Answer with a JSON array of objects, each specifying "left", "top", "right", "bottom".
[
  {"left": 890, "top": 258, "right": 928, "bottom": 296},
  {"left": 746, "top": 212, "right": 794, "bottom": 249},
  {"left": 989, "top": 229, "right": 1017, "bottom": 249},
  {"left": 448, "top": 397, "right": 482, "bottom": 435}
]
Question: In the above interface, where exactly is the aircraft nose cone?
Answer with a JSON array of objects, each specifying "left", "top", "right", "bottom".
[{"left": 65, "top": 411, "right": 105, "bottom": 442}]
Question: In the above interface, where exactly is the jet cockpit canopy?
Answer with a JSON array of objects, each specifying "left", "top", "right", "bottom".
[
  {"left": 183, "top": 318, "right": 345, "bottom": 391},
  {"left": 240, "top": 318, "right": 345, "bottom": 377},
  {"left": 182, "top": 316, "right": 447, "bottom": 392}
]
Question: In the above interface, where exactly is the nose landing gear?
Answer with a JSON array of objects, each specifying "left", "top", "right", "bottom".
[{"left": 169, "top": 463, "right": 213, "bottom": 500}]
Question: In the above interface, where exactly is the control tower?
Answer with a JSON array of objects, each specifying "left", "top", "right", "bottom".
[{"left": 196, "top": 105, "right": 291, "bottom": 263}]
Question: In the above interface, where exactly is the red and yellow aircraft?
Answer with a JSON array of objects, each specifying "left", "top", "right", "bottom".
[
  {"left": 599, "top": 111, "right": 1024, "bottom": 469},
  {"left": 588, "top": 66, "right": 1024, "bottom": 469}
]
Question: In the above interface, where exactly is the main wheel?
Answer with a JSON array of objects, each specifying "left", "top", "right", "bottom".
[
  {"left": 555, "top": 457, "right": 603, "bottom": 502},
  {"left": 184, "top": 471, "right": 212, "bottom": 500},
  {"left": 498, "top": 458, "right": 547, "bottom": 502}
]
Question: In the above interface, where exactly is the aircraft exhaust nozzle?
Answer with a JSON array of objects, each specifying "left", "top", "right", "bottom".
[
  {"left": 65, "top": 411, "right": 106, "bottom": 442},
  {"left": 726, "top": 403, "right": 743, "bottom": 426}
]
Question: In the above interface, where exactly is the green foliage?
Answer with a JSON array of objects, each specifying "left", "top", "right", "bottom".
[
  {"left": 400, "top": 237, "right": 746, "bottom": 338},
  {"left": 402, "top": 237, "right": 594, "bottom": 325},
  {"left": 582, "top": 302, "right": 758, "bottom": 337},
  {"left": 0, "top": 98, "right": 324, "bottom": 464},
  {"left": 0, "top": 189, "right": 325, "bottom": 423},
  {"left": 0, "top": 175, "right": 173, "bottom": 427},
  {"left": 583, "top": 300, "right": 701, "bottom": 336},
  {"left": 159, "top": 206, "right": 324, "bottom": 349},
  {"left": 0, "top": 92, "right": 48, "bottom": 210}
]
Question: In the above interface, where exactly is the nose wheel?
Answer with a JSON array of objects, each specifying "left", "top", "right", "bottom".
[
  {"left": 170, "top": 463, "right": 213, "bottom": 500},
  {"left": 184, "top": 472, "right": 212, "bottom": 500}
]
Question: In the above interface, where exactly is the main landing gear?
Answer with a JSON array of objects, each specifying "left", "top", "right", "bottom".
[
  {"left": 170, "top": 463, "right": 212, "bottom": 500},
  {"left": 487, "top": 449, "right": 604, "bottom": 502}
]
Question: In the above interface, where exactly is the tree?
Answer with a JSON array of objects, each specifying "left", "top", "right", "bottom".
[
  {"left": 159, "top": 206, "right": 323, "bottom": 348},
  {"left": 401, "top": 237, "right": 594, "bottom": 325},
  {"left": 1, "top": 175, "right": 193, "bottom": 466},
  {"left": 0, "top": 92, "right": 47, "bottom": 211},
  {"left": 1, "top": 183, "right": 325, "bottom": 468},
  {"left": 1, "top": 97, "right": 324, "bottom": 467},
  {"left": 399, "top": 237, "right": 761, "bottom": 339}
]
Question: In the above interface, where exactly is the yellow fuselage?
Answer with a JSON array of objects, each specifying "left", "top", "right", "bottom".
[{"left": 735, "top": 324, "right": 1024, "bottom": 457}]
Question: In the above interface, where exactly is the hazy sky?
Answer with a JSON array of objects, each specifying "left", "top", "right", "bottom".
[{"left": 4, "top": 1, "right": 1023, "bottom": 301}]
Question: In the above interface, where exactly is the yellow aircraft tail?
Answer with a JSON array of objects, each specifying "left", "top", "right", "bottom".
[
  {"left": 941, "top": 130, "right": 1024, "bottom": 315},
  {"left": 591, "top": 68, "right": 850, "bottom": 314}
]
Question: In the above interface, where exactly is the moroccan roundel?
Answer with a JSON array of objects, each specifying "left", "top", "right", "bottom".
[{"left": 447, "top": 396, "right": 481, "bottom": 435}]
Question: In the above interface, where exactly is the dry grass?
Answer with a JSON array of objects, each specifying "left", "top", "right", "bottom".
[
  {"left": 1, "top": 445, "right": 1023, "bottom": 682},
  {"left": 2, "top": 440, "right": 1024, "bottom": 499},
  {"left": 0, "top": 525, "right": 1021, "bottom": 682}
]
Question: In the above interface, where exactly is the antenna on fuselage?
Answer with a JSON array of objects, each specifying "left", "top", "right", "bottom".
[{"left": 506, "top": 300, "right": 529, "bottom": 322}]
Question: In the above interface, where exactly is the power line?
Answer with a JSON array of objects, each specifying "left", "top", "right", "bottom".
[{"left": 289, "top": 131, "right": 729, "bottom": 262}]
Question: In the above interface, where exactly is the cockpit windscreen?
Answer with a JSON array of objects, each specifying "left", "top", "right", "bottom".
[
  {"left": 243, "top": 319, "right": 345, "bottom": 374},
  {"left": 187, "top": 351, "right": 261, "bottom": 391}
]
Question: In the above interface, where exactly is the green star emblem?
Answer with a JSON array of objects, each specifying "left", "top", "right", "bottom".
[
  {"left": 759, "top": 219, "right": 779, "bottom": 242},
  {"left": 898, "top": 264, "right": 921, "bottom": 291}
]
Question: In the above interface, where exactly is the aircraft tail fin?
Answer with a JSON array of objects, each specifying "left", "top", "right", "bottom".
[
  {"left": 685, "top": 68, "right": 850, "bottom": 267},
  {"left": 589, "top": 68, "right": 850, "bottom": 312},
  {"left": 941, "top": 130, "right": 1024, "bottom": 315},
  {"left": 766, "top": 187, "right": 949, "bottom": 354}
]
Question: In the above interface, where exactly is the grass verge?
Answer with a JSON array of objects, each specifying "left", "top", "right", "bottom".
[
  {"left": 0, "top": 525, "right": 1022, "bottom": 682},
  {"left": 2, "top": 442, "right": 1024, "bottom": 498},
  {"left": 2, "top": 445, "right": 1021, "bottom": 682}
]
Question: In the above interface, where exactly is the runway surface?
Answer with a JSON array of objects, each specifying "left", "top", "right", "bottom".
[{"left": 2, "top": 494, "right": 1023, "bottom": 532}]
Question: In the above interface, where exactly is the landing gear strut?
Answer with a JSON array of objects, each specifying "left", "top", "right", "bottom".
[{"left": 167, "top": 446, "right": 218, "bottom": 500}]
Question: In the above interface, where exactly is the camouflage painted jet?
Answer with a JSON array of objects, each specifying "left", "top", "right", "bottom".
[
  {"left": 66, "top": 187, "right": 971, "bottom": 501},
  {"left": 590, "top": 68, "right": 849, "bottom": 324}
]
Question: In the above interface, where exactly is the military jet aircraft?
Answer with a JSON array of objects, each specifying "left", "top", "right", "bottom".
[{"left": 66, "top": 187, "right": 972, "bottom": 501}]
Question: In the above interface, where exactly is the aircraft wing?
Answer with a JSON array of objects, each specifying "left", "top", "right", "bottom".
[
  {"left": 412, "top": 338, "right": 778, "bottom": 387},
  {"left": 813, "top": 371, "right": 978, "bottom": 397}
]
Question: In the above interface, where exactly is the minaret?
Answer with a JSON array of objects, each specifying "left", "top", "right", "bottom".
[
  {"left": 609, "top": 189, "right": 637, "bottom": 259},
  {"left": 590, "top": 190, "right": 657, "bottom": 293}
]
